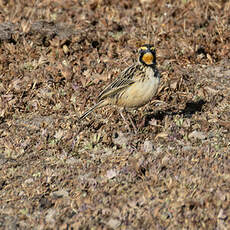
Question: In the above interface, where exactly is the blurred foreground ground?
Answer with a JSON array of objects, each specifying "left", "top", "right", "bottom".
[{"left": 0, "top": 0, "right": 229, "bottom": 229}]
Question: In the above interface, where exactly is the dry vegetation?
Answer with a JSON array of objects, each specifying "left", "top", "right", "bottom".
[{"left": 0, "top": 0, "right": 230, "bottom": 229}]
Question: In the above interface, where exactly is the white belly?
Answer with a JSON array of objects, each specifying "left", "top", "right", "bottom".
[{"left": 118, "top": 74, "right": 160, "bottom": 108}]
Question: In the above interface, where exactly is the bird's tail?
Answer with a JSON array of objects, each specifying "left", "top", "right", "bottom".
[{"left": 79, "top": 100, "right": 106, "bottom": 120}]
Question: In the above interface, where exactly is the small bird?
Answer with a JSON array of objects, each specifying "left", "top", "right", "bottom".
[{"left": 79, "top": 44, "right": 161, "bottom": 130}]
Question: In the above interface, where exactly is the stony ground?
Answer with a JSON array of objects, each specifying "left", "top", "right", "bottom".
[{"left": 0, "top": 0, "right": 230, "bottom": 229}]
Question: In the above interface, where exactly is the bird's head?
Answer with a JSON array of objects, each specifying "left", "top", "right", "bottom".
[{"left": 138, "top": 44, "right": 156, "bottom": 67}]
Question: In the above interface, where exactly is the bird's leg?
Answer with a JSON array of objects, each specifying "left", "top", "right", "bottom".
[
  {"left": 119, "top": 108, "right": 138, "bottom": 134},
  {"left": 127, "top": 111, "right": 138, "bottom": 134},
  {"left": 138, "top": 113, "right": 147, "bottom": 129},
  {"left": 119, "top": 108, "right": 132, "bottom": 133}
]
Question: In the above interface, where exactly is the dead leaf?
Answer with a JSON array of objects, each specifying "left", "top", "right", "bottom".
[{"left": 155, "top": 132, "right": 168, "bottom": 140}]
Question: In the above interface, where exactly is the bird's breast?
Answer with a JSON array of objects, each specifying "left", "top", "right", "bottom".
[{"left": 117, "top": 70, "right": 160, "bottom": 108}]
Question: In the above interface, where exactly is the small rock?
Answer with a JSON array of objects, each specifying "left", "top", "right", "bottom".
[
  {"left": 182, "top": 145, "right": 194, "bottom": 151},
  {"left": 106, "top": 169, "right": 118, "bottom": 179},
  {"left": 51, "top": 189, "right": 69, "bottom": 198},
  {"left": 66, "top": 157, "right": 78, "bottom": 164},
  {"left": 0, "top": 154, "right": 7, "bottom": 166},
  {"left": 18, "top": 191, "right": 25, "bottom": 196},
  {"left": 24, "top": 178, "right": 34, "bottom": 184},
  {"left": 113, "top": 132, "right": 128, "bottom": 147},
  {"left": 54, "top": 129, "right": 64, "bottom": 140},
  {"left": 217, "top": 209, "right": 227, "bottom": 220},
  {"left": 45, "top": 209, "right": 57, "bottom": 225},
  {"left": 107, "top": 218, "right": 121, "bottom": 229},
  {"left": 162, "top": 155, "right": 170, "bottom": 165},
  {"left": 143, "top": 140, "right": 154, "bottom": 152},
  {"left": 188, "top": 131, "right": 206, "bottom": 140}
]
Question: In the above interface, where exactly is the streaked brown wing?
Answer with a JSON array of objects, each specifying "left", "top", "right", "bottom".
[
  {"left": 98, "top": 79, "right": 134, "bottom": 100},
  {"left": 98, "top": 64, "right": 139, "bottom": 100}
]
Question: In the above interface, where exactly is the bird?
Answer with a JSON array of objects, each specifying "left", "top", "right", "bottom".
[{"left": 79, "top": 44, "right": 161, "bottom": 131}]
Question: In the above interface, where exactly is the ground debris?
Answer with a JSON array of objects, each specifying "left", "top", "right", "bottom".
[{"left": 0, "top": 0, "right": 229, "bottom": 229}]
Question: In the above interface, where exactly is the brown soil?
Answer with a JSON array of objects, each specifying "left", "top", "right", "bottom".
[{"left": 0, "top": 0, "right": 229, "bottom": 229}]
